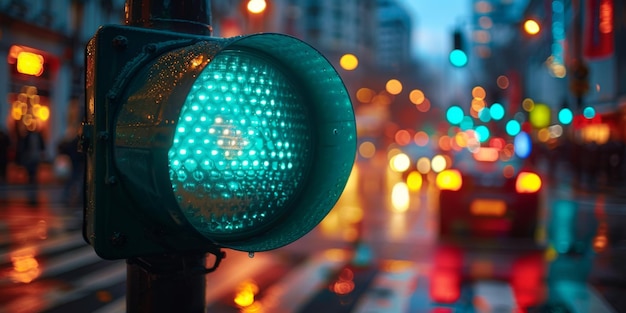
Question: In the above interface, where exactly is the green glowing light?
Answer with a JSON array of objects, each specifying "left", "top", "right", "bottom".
[
  {"left": 168, "top": 50, "right": 312, "bottom": 237},
  {"left": 446, "top": 106, "right": 464, "bottom": 125},
  {"left": 449, "top": 49, "right": 468, "bottom": 67},
  {"left": 490, "top": 103, "right": 505, "bottom": 120}
]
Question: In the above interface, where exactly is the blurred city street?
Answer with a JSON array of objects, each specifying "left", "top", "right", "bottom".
[{"left": 0, "top": 158, "right": 626, "bottom": 312}]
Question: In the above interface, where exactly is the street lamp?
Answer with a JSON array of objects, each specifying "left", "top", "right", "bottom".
[{"left": 523, "top": 19, "right": 541, "bottom": 36}]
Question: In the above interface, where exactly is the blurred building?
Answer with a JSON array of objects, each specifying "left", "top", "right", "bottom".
[
  {"left": 211, "top": 0, "right": 413, "bottom": 73},
  {"left": 1, "top": 0, "right": 415, "bottom": 163},
  {"left": 468, "top": 0, "right": 625, "bottom": 145},
  {"left": 0, "top": 0, "right": 125, "bottom": 159}
]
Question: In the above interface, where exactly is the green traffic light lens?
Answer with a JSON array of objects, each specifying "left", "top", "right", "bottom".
[
  {"left": 168, "top": 50, "right": 312, "bottom": 239},
  {"left": 449, "top": 49, "right": 468, "bottom": 67}
]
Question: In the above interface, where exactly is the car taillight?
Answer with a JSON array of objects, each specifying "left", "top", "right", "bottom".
[
  {"left": 436, "top": 169, "right": 463, "bottom": 191},
  {"left": 515, "top": 171, "right": 541, "bottom": 193}
]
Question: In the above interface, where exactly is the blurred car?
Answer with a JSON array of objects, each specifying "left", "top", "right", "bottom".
[{"left": 435, "top": 145, "right": 543, "bottom": 240}]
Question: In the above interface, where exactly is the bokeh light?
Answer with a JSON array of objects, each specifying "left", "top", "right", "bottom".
[
  {"left": 583, "top": 106, "right": 596, "bottom": 119},
  {"left": 406, "top": 171, "right": 423, "bottom": 191},
  {"left": 431, "top": 155, "right": 447, "bottom": 173},
  {"left": 358, "top": 141, "right": 376, "bottom": 159},
  {"left": 340, "top": 53, "right": 359, "bottom": 71},
  {"left": 529, "top": 103, "right": 551, "bottom": 128},
  {"left": 446, "top": 106, "right": 464, "bottom": 125},
  {"left": 417, "top": 157, "right": 431, "bottom": 174},
  {"left": 514, "top": 132, "right": 532, "bottom": 158},
  {"left": 523, "top": 19, "right": 541, "bottom": 35},
  {"left": 409, "top": 89, "right": 425, "bottom": 105},
  {"left": 490, "top": 103, "right": 505, "bottom": 120},
  {"left": 386, "top": 79, "right": 403, "bottom": 95},
  {"left": 395, "top": 129, "right": 412, "bottom": 146},
  {"left": 390, "top": 153, "right": 411, "bottom": 172},
  {"left": 506, "top": 120, "right": 521, "bottom": 136},
  {"left": 414, "top": 131, "right": 429, "bottom": 146},
  {"left": 472, "top": 86, "right": 486, "bottom": 100},
  {"left": 558, "top": 108, "right": 573, "bottom": 124},
  {"left": 496, "top": 75, "right": 510, "bottom": 89}
]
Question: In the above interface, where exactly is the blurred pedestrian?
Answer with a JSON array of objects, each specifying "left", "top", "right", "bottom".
[
  {"left": 0, "top": 127, "right": 10, "bottom": 184},
  {"left": 19, "top": 129, "right": 46, "bottom": 185},
  {"left": 57, "top": 132, "right": 85, "bottom": 206}
]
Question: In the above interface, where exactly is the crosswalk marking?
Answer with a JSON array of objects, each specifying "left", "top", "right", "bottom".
[
  {"left": 253, "top": 249, "right": 350, "bottom": 313},
  {"left": 0, "top": 232, "right": 84, "bottom": 265},
  {"left": 352, "top": 260, "right": 419, "bottom": 313},
  {"left": 555, "top": 281, "right": 616, "bottom": 313},
  {"left": 472, "top": 281, "right": 517, "bottom": 313},
  {"left": 1, "top": 260, "right": 125, "bottom": 313}
]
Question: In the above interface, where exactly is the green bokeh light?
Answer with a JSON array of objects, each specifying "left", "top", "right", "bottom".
[
  {"left": 449, "top": 49, "right": 468, "bottom": 67},
  {"left": 583, "top": 106, "right": 596, "bottom": 119},
  {"left": 168, "top": 50, "right": 312, "bottom": 237},
  {"left": 446, "top": 106, "right": 464, "bottom": 125},
  {"left": 558, "top": 108, "right": 573, "bottom": 124},
  {"left": 490, "top": 103, "right": 505, "bottom": 120},
  {"left": 506, "top": 120, "right": 521, "bottom": 136},
  {"left": 475, "top": 125, "right": 490, "bottom": 142}
]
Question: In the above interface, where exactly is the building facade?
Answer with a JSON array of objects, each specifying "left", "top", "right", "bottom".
[
  {"left": 1, "top": 0, "right": 414, "bottom": 164},
  {"left": 0, "top": 0, "right": 125, "bottom": 160}
]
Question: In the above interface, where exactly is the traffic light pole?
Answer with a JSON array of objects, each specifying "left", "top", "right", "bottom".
[{"left": 127, "top": 252, "right": 224, "bottom": 313}]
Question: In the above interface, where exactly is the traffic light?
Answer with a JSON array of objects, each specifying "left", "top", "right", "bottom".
[
  {"left": 82, "top": 25, "right": 356, "bottom": 260},
  {"left": 449, "top": 30, "right": 468, "bottom": 67}
]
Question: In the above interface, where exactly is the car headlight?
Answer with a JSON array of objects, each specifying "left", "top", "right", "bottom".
[{"left": 436, "top": 169, "right": 463, "bottom": 191}]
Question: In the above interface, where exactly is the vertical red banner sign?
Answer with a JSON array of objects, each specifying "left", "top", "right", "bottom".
[{"left": 584, "top": 0, "right": 614, "bottom": 58}]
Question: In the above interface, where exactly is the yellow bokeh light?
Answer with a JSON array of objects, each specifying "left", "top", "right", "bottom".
[
  {"left": 524, "top": 19, "right": 541, "bottom": 35},
  {"left": 340, "top": 53, "right": 359, "bottom": 71},
  {"left": 431, "top": 155, "right": 447, "bottom": 173},
  {"left": 471, "top": 98, "right": 486, "bottom": 112},
  {"left": 234, "top": 280, "right": 259, "bottom": 308},
  {"left": 17, "top": 51, "right": 44, "bottom": 76},
  {"left": 409, "top": 89, "right": 425, "bottom": 105},
  {"left": 246, "top": 0, "right": 267, "bottom": 14},
  {"left": 528, "top": 103, "right": 552, "bottom": 128},
  {"left": 10, "top": 248, "right": 41, "bottom": 283},
  {"left": 34, "top": 104, "right": 50, "bottom": 121},
  {"left": 406, "top": 171, "right": 423, "bottom": 191},
  {"left": 386, "top": 79, "right": 403, "bottom": 95},
  {"left": 390, "top": 153, "right": 411, "bottom": 172},
  {"left": 391, "top": 182, "right": 410, "bottom": 212},
  {"left": 356, "top": 87, "right": 375, "bottom": 103},
  {"left": 516, "top": 172, "right": 542, "bottom": 193},
  {"left": 436, "top": 169, "right": 463, "bottom": 191},
  {"left": 522, "top": 98, "right": 535, "bottom": 112}
]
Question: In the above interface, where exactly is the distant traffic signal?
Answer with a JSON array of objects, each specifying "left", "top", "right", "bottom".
[
  {"left": 449, "top": 30, "right": 468, "bottom": 67},
  {"left": 83, "top": 25, "right": 356, "bottom": 260}
]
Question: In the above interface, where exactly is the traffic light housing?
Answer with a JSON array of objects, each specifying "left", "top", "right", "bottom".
[
  {"left": 449, "top": 30, "right": 468, "bottom": 67},
  {"left": 83, "top": 25, "right": 356, "bottom": 260}
]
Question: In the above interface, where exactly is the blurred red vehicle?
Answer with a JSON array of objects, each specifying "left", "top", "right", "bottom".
[{"left": 436, "top": 146, "right": 543, "bottom": 240}]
